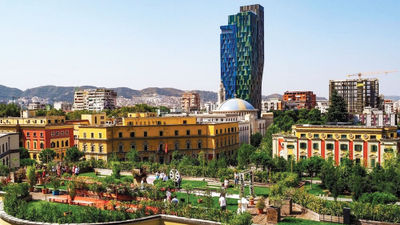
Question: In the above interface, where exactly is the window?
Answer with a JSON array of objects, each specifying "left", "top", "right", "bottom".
[
  {"left": 99, "top": 145, "right": 103, "bottom": 153},
  {"left": 99, "top": 133, "right": 102, "bottom": 138},
  {"left": 83, "top": 133, "right": 86, "bottom": 138},
  {"left": 371, "top": 135, "right": 377, "bottom": 140},
  {"left": 340, "top": 144, "right": 348, "bottom": 151},
  {"left": 186, "top": 141, "right": 191, "bottom": 149},
  {"left": 300, "top": 156, "right": 307, "bottom": 160},
  {"left": 355, "top": 158, "right": 361, "bottom": 164},
  {"left": 186, "top": 130, "right": 190, "bottom": 135},
  {"left": 355, "top": 144, "right": 362, "bottom": 151},
  {"left": 198, "top": 129, "right": 202, "bottom": 135},
  {"left": 313, "top": 143, "right": 319, "bottom": 150},
  {"left": 130, "top": 132, "right": 135, "bottom": 138},
  {"left": 144, "top": 131, "right": 147, "bottom": 137},
  {"left": 216, "top": 130, "right": 219, "bottom": 135},
  {"left": 61, "top": 140, "right": 64, "bottom": 147},
  {"left": 300, "top": 143, "right": 307, "bottom": 149},
  {"left": 57, "top": 141, "right": 59, "bottom": 148},
  {"left": 40, "top": 142, "right": 44, "bottom": 149},
  {"left": 384, "top": 148, "right": 393, "bottom": 153},
  {"left": 91, "top": 144, "right": 95, "bottom": 152},
  {"left": 26, "top": 132, "right": 30, "bottom": 137},
  {"left": 51, "top": 142, "right": 55, "bottom": 148},
  {"left": 40, "top": 132, "right": 43, "bottom": 138},
  {"left": 159, "top": 131, "right": 163, "bottom": 137},
  {"left": 174, "top": 130, "right": 179, "bottom": 136},
  {"left": 371, "top": 159, "right": 376, "bottom": 168},
  {"left": 130, "top": 144, "right": 136, "bottom": 150},
  {"left": 355, "top": 135, "right": 361, "bottom": 139},
  {"left": 159, "top": 144, "right": 163, "bottom": 151},
  {"left": 327, "top": 134, "right": 333, "bottom": 139},
  {"left": 313, "top": 134, "right": 319, "bottom": 138},
  {"left": 83, "top": 144, "right": 87, "bottom": 152},
  {"left": 326, "top": 143, "right": 334, "bottom": 150},
  {"left": 33, "top": 142, "right": 37, "bottom": 149},
  {"left": 91, "top": 133, "right": 94, "bottom": 138},
  {"left": 175, "top": 142, "right": 179, "bottom": 150},
  {"left": 33, "top": 132, "right": 37, "bottom": 137},
  {"left": 143, "top": 143, "right": 148, "bottom": 151},
  {"left": 341, "top": 135, "right": 347, "bottom": 139},
  {"left": 65, "top": 140, "right": 69, "bottom": 147},
  {"left": 300, "top": 134, "right": 306, "bottom": 138},
  {"left": 183, "top": 120, "right": 187, "bottom": 125},
  {"left": 118, "top": 144, "right": 123, "bottom": 152},
  {"left": 287, "top": 145, "right": 294, "bottom": 149},
  {"left": 198, "top": 141, "right": 202, "bottom": 149},
  {"left": 371, "top": 145, "right": 378, "bottom": 152},
  {"left": 118, "top": 132, "right": 123, "bottom": 138}
]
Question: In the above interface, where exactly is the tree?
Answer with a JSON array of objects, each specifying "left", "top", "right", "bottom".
[
  {"left": 0, "top": 103, "right": 20, "bottom": 117},
  {"left": 65, "top": 147, "right": 84, "bottom": 162},
  {"left": 237, "top": 144, "right": 256, "bottom": 169},
  {"left": 26, "top": 166, "right": 36, "bottom": 188},
  {"left": 19, "top": 147, "right": 30, "bottom": 159},
  {"left": 38, "top": 149, "right": 56, "bottom": 163},
  {"left": 327, "top": 90, "right": 349, "bottom": 123},
  {"left": 126, "top": 148, "right": 140, "bottom": 164},
  {"left": 303, "top": 156, "right": 324, "bottom": 187},
  {"left": 250, "top": 133, "right": 262, "bottom": 147}
]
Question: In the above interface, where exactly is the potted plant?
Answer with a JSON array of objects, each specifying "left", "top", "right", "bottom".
[
  {"left": 26, "top": 166, "right": 37, "bottom": 192},
  {"left": 51, "top": 177, "right": 61, "bottom": 195},
  {"left": 256, "top": 197, "right": 266, "bottom": 214},
  {"left": 249, "top": 196, "right": 255, "bottom": 206}
]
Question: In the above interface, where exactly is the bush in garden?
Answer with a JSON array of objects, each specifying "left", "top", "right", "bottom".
[
  {"left": 111, "top": 161, "right": 121, "bottom": 179},
  {"left": 228, "top": 212, "right": 253, "bottom": 225},
  {"left": 359, "top": 192, "right": 398, "bottom": 205},
  {"left": 26, "top": 166, "right": 37, "bottom": 188}
]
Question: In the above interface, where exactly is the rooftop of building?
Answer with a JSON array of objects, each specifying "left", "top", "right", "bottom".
[
  {"left": 329, "top": 78, "right": 379, "bottom": 82},
  {"left": 216, "top": 98, "right": 257, "bottom": 111},
  {"left": 294, "top": 124, "right": 397, "bottom": 129}
]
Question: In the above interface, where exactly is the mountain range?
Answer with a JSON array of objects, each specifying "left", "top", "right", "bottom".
[
  {"left": 0, "top": 85, "right": 218, "bottom": 103},
  {"left": 1, "top": 85, "right": 398, "bottom": 104}
]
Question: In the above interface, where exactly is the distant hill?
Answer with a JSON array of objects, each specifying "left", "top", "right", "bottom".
[
  {"left": 0, "top": 85, "right": 218, "bottom": 103},
  {"left": 263, "top": 93, "right": 282, "bottom": 100},
  {"left": 385, "top": 95, "right": 400, "bottom": 101}
]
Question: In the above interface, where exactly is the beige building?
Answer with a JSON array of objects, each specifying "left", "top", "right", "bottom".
[
  {"left": 181, "top": 92, "right": 201, "bottom": 113},
  {"left": 0, "top": 133, "right": 20, "bottom": 169},
  {"left": 73, "top": 89, "right": 117, "bottom": 111}
]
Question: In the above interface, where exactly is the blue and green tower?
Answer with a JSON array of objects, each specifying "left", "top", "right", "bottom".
[{"left": 220, "top": 4, "right": 264, "bottom": 112}]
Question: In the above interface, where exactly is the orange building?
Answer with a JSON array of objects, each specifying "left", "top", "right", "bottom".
[
  {"left": 283, "top": 91, "right": 316, "bottom": 110},
  {"left": 181, "top": 92, "right": 201, "bottom": 112}
]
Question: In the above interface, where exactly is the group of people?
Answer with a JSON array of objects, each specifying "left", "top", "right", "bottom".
[
  {"left": 155, "top": 171, "right": 169, "bottom": 181},
  {"left": 165, "top": 188, "right": 179, "bottom": 205},
  {"left": 51, "top": 163, "right": 80, "bottom": 177}
]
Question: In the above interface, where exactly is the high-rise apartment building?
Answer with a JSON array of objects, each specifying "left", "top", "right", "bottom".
[
  {"left": 181, "top": 92, "right": 200, "bottom": 113},
  {"left": 329, "top": 79, "right": 380, "bottom": 114},
  {"left": 220, "top": 4, "right": 264, "bottom": 111},
  {"left": 283, "top": 91, "right": 316, "bottom": 110},
  {"left": 73, "top": 89, "right": 117, "bottom": 111}
]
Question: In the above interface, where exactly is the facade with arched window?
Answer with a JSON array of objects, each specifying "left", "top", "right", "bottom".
[{"left": 0, "top": 133, "right": 20, "bottom": 168}]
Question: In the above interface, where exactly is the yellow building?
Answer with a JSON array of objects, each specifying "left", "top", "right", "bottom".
[
  {"left": 81, "top": 113, "right": 108, "bottom": 125},
  {"left": 273, "top": 124, "right": 399, "bottom": 168},
  {"left": 78, "top": 115, "right": 239, "bottom": 162}
]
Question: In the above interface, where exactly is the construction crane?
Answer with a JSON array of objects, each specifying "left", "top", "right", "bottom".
[{"left": 347, "top": 70, "right": 398, "bottom": 79}]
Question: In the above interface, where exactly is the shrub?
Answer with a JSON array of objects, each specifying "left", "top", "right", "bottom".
[
  {"left": 26, "top": 166, "right": 37, "bottom": 188},
  {"left": 256, "top": 197, "right": 266, "bottom": 210},
  {"left": 359, "top": 192, "right": 398, "bottom": 205},
  {"left": 111, "top": 162, "right": 121, "bottom": 179},
  {"left": 228, "top": 212, "right": 253, "bottom": 225}
]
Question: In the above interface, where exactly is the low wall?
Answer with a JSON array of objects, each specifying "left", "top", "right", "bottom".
[
  {"left": 94, "top": 168, "right": 132, "bottom": 177},
  {"left": 0, "top": 201, "right": 220, "bottom": 225}
]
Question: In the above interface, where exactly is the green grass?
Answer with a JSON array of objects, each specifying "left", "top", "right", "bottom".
[
  {"left": 181, "top": 180, "right": 208, "bottom": 188},
  {"left": 175, "top": 192, "right": 238, "bottom": 212},
  {"left": 182, "top": 179, "right": 270, "bottom": 197},
  {"left": 28, "top": 200, "right": 89, "bottom": 212},
  {"left": 301, "top": 177, "right": 321, "bottom": 181},
  {"left": 305, "top": 183, "right": 326, "bottom": 196},
  {"left": 77, "top": 172, "right": 98, "bottom": 179},
  {"left": 278, "top": 217, "right": 339, "bottom": 224}
]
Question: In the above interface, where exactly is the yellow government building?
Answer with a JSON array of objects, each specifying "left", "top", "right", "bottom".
[{"left": 78, "top": 113, "right": 239, "bottom": 163}]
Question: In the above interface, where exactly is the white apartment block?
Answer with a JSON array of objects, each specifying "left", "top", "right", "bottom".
[{"left": 73, "top": 89, "right": 117, "bottom": 111}]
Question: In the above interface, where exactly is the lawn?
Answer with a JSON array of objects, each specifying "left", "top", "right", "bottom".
[
  {"left": 175, "top": 192, "right": 238, "bottom": 212},
  {"left": 77, "top": 172, "right": 133, "bottom": 183},
  {"left": 28, "top": 200, "right": 87, "bottom": 212},
  {"left": 279, "top": 217, "right": 339, "bottom": 224},
  {"left": 305, "top": 183, "right": 326, "bottom": 196},
  {"left": 182, "top": 179, "right": 270, "bottom": 197}
]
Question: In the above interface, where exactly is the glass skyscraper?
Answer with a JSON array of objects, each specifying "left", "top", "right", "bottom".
[{"left": 220, "top": 4, "right": 264, "bottom": 111}]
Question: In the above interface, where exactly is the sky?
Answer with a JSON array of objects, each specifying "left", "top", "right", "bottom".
[{"left": 0, "top": 0, "right": 399, "bottom": 98}]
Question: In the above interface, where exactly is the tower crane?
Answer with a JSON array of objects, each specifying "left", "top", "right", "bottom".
[{"left": 347, "top": 70, "right": 398, "bottom": 79}]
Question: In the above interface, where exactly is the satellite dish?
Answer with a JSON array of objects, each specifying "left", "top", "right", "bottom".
[{"left": 169, "top": 169, "right": 180, "bottom": 182}]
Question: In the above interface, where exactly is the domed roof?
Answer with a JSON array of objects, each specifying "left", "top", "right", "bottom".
[{"left": 217, "top": 98, "right": 256, "bottom": 111}]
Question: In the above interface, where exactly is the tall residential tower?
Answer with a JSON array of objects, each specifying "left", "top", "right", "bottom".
[{"left": 220, "top": 4, "right": 264, "bottom": 111}]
